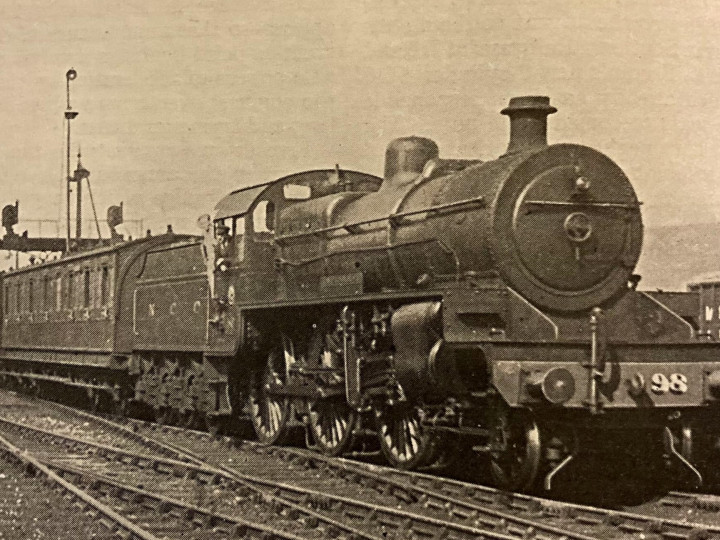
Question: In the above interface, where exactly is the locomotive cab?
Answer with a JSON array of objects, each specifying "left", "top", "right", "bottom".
[{"left": 208, "top": 170, "right": 384, "bottom": 309}]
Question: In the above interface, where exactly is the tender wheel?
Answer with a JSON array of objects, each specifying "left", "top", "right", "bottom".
[
  {"left": 308, "top": 398, "right": 356, "bottom": 456},
  {"left": 489, "top": 408, "right": 542, "bottom": 491},
  {"left": 88, "top": 389, "right": 102, "bottom": 413},
  {"left": 375, "top": 402, "right": 435, "bottom": 469},
  {"left": 108, "top": 395, "right": 129, "bottom": 417},
  {"left": 154, "top": 406, "right": 177, "bottom": 426},
  {"left": 249, "top": 347, "right": 292, "bottom": 445},
  {"left": 204, "top": 414, "right": 227, "bottom": 437},
  {"left": 179, "top": 409, "right": 202, "bottom": 430}
]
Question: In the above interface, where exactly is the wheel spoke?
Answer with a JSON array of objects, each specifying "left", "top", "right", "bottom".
[
  {"left": 489, "top": 409, "right": 542, "bottom": 492},
  {"left": 376, "top": 404, "right": 433, "bottom": 469},
  {"left": 309, "top": 399, "right": 355, "bottom": 456},
  {"left": 249, "top": 345, "right": 291, "bottom": 445}
]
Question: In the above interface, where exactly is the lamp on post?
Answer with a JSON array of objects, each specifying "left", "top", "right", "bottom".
[{"left": 64, "top": 68, "right": 79, "bottom": 251}]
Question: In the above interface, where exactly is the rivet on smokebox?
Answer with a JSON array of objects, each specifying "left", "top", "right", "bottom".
[{"left": 575, "top": 177, "right": 591, "bottom": 191}]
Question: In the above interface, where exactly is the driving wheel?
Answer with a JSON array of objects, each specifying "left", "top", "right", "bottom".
[
  {"left": 375, "top": 402, "right": 434, "bottom": 469},
  {"left": 489, "top": 408, "right": 542, "bottom": 491},
  {"left": 249, "top": 346, "right": 292, "bottom": 445},
  {"left": 308, "top": 398, "right": 356, "bottom": 456}
]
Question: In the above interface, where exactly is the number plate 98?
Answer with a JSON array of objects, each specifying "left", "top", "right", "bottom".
[{"left": 650, "top": 373, "right": 688, "bottom": 395}]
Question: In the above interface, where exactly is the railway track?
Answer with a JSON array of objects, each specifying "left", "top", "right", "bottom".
[
  {"left": 112, "top": 416, "right": 720, "bottom": 540},
  {"left": 0, "top": 410, "right": 575, "bottom": 540},
  {"left": 0, "top": 433, "right": 169, "bottom": 540},
  {"left": 0, "top": 390, "right": 718, "bottom": 540},
  {"left": 0, "top": 416, "right": 376, "bottom": 539},
  {"left": 0, "top": 391, "right": 568, "bottom": 539}
]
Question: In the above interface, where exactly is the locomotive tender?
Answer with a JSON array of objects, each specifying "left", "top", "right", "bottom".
[{"left": 2, "top": 95, "right": 720, "bottom": 491}]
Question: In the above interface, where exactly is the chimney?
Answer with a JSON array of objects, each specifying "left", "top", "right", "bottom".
[{"left": 501, "top": 96, "right": 557, "bottom": 154}]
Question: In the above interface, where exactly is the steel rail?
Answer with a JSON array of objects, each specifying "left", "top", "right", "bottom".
[
  {"left": 662, "top": 490, "right": 720, "bottom": 512},
  {"left": 46, "top": 462, "right": 325, "bottom": 540},
  {"left": 288, "top": 448, "right": 720, "bottom": 540},
  {"left": 3, "top": 393, "right": 715, "bottom": 540},
  {"left": 45, "top": 396, "right": 207, "bottom": 465},
  {"left": 91, "top": 418, "right": 608, "bottom": 540},
  {"left": 0, "top": 432, "right": 163, "bottom": 540},
  {"left": 0, "top": 414, "right": 582, "bottom": 540},
  {"left": 0, "top": 416, "right": 380, "bottom": 540},
  {"left": 121, "top": 418, "right": 719, "bottom": 540},
  {"left": 8, "top": 393, "right": 207, "bottom": 466}
]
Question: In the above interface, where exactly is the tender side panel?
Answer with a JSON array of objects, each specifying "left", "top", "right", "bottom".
[
  {"left": 688, "top": 282, "right": 720, "bottom": 339},
  {"left": 2, "top": 253, "right": 116, "bottom": 352},
  {"left": 133, "top": 242, "right": 208, "bottom": 352}
]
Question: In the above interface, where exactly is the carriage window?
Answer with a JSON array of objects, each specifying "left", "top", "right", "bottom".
[
  {"left": 42, "top": 276, "right": 50, "bottom": 311},
  {"left": 4, "top": 284, "right": 9, "bottom": 315},
  {"left": 253, "top": 201, "right": 275, "bottom": 233},
  {"left": 28, "top": 279, "right": 34, "bottom": 312},
  {"left": 101, "top": 266, "right": 110, "bottom": 306},
  {"left": 55, "top": 275, "right": 62, "bottom": 311},
  {"left": 67, "top": 272, "right": 74, "bottom": 309},
  {"left": 83, "top": 269, "right": 91, "bottom": 308},
  {"left": 283, "top": 184, "right": 311, "bottom": 200},
  {"left": 15, "top": 283, "right": 21, "bottom": 314},
  {"left": 76, "top": 272, "right": 83, "bottom": 308}
]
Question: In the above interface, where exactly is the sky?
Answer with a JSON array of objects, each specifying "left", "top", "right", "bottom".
[{"left": 0, "top": 1, "right": 718, "bottom": 270}]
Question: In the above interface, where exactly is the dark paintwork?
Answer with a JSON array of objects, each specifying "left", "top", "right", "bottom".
[
  {"left": 1, "top": 95, "right": 719, "bottom": 445},
  {"left": 1, "top": 233, "right": 195, "bottom": 357},
  {"left": 687, "top": 279, "right": 720, "bottom": 339},
  {"left": 273, "top": 143, "right": 642, "bottom": 313}
]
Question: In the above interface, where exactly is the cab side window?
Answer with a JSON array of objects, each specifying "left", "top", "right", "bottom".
[{"left": 253, "top": 201, "right": 275, "bottom": 234}]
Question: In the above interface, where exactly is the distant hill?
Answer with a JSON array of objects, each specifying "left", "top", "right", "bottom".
[{"left": 637, "top": 222, "right": 720, "bottom": 291}]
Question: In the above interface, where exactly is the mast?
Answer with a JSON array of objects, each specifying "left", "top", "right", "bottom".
[
  {"left": 64, "top": 68, "right": 78, "bottom": 251},
  {"left": 0, "top": 67, "right": 113, "bottom": 255}
]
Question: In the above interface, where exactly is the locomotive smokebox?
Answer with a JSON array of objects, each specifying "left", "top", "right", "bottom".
[
  {"left": 501, "top": 96, "right": 557, "bottom": 154},
  {"left": 383, "top": 136, "right": 439, "bottom": 181}
]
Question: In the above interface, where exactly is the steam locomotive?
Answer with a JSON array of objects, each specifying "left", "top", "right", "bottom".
[{"left": 2, "top": 95, "right": 720, "bottom": 491}]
